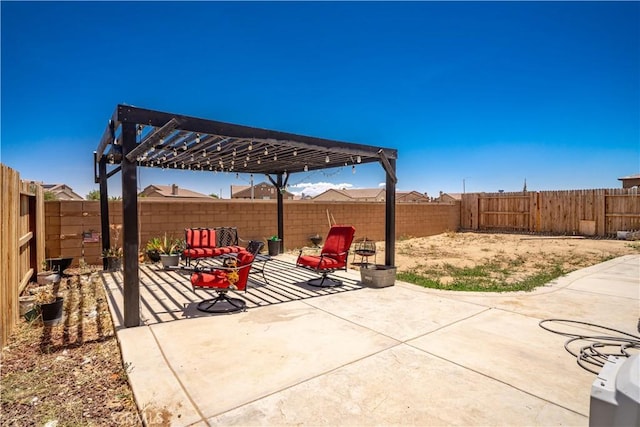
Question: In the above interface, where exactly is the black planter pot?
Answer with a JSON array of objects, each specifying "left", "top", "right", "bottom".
[
  {"left": 105, "top": 256, "right": 122, "bottom": 272},
  {"left": 147, "top": 250, "right": 161, "bottom": 263},
  {"left": 267, "top": 239, "right": 282, "bottom": 256},
  {"left": 45, "top": 257, "right": 73, "bottom": 275},
  {"left": 40, "top": 297, "right": 64, "bottom": 326}
]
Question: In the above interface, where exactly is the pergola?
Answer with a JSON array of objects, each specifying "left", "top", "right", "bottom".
[{"left": 94, "top": 104, "right": 398, "bottom": 327}]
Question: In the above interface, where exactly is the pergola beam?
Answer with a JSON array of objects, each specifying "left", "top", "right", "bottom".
[{"left": 125, "top": 118, "right": 181, "bottom": 162}]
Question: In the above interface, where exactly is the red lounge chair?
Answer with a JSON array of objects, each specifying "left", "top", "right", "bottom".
[
  {"left": 296, "top": 225, "right": 356, "bottom": 287},
  {"left": 190, "top": 250, "right": 256, "bottom": 313}
]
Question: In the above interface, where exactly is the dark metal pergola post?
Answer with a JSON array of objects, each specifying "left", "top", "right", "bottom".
[
  {"left": 121, "top": 122, "right": 140, "bottom": 327},
  {"left": 276, "top": 173, "right": 284, "bottom": 250},
  {"left": 384, "top": 157, "right": 397, "bottom": 267},
  {"left": 98, "top": 156, "right": 110, "bottom": 270}
]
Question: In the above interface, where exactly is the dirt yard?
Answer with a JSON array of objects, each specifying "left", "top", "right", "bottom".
[{"left": 377, "top": 231, "right": 639, "bottom": 285}]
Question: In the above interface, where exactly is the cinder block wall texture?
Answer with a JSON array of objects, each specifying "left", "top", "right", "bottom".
[{"left": 45, "top": 199, "right": 460, "bottom": 266}]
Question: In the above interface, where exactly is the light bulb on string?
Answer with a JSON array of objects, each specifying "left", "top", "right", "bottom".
[
  {"left": 356, "top": 155, "right": 361, "bottom": 163},
  {"left": 257, "top": 158, "right": 261, "bottom": 165},
  {"left": 202, "top": 149, "right": 207, "bottom": 157},
  {"left": 273, "top": 154, "right": 277, "bottom": 161},
  {"left": 264, "top": 147, "right": 268, "bottom": 155},
  {"left": 217, "top": 143, "right": 221, "bottom": 151},
  {"left": 293, "top": 149, "right": 297, "bottom": 156},
  {"left": 304, "top": 164, "right": 308, "bottom": 172},
  {"left": 352, "top": 165, "right": 356, "bottom": 174},
  {"left": 248, "top": 141, "right": 253, "bottom": 151},
  {"left": 325, "top": 155, "right": 330, "bottom": 163},
  {"left": 195, "top": 134, "right": 200, "bottom": 144},
  {"left": 183, "top": 141, "right": 188, "bottom": 151}
]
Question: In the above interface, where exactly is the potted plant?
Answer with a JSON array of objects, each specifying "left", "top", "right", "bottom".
[
  {"left": 102, "top": 224, "right": 123, "bottom": 271},
  {"left": 157, "top": 233, "right": 183, "bottom": 268},
  {"left": 37, "top": 260, "right": 61, "bottom": 285},
  {"left": 31, "top": 285, "right": 64, "bottom": 326},
  {"left": 102, "top": 246, "right": 123, "bottom": 271},
  {"left": 145, "top": 237, "right": 162, "bottom": 263},
  {"left": 267, "top": 235, "right": 282, "bottom": 256}
]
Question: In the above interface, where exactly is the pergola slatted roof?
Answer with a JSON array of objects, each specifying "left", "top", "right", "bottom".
[
  {"left": 97, "top": 105, "right": 395, "bottom": 176},
  {"left": 94, "top": 104, "right": 398, "bottom": 328}
]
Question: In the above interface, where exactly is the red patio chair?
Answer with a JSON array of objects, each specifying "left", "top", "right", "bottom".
[
  {"left": 296, "top": 225, "right": 356, "bottom": 287},
  {"left": 190, "top": 245, "right": 260, "bottom": 313}
]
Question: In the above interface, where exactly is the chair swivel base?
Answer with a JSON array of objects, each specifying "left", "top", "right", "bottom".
[
  {"left": 308, "top": 275, "right": 343, "bottom": 287},
  {"left": 197, "top": 293, "right": 246, "bottom": 313}
]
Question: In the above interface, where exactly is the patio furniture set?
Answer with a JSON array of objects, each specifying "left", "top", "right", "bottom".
[{"left": 179, "top": 225, "right": 357, "bottom": 314}]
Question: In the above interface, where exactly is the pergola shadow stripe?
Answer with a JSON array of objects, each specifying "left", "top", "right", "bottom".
[{"left": 99, "top": 257, "right": 364, "bottom": 325}]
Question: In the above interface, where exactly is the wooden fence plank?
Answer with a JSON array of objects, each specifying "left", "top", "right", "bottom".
[{"left": 460, "top": 188, "right": 640, "bottom": 236}]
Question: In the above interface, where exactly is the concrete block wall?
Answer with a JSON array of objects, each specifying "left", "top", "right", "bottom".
[{"left": 44, "top": 199, "right": 461, "bottom": 266}]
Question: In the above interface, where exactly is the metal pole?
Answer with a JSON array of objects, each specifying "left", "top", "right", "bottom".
[
  {"left": 121, "top": 122, "right": 140, "bottom": 327},
  {"left": 384, "top": 158, "right": 396, "bottom": 267}
]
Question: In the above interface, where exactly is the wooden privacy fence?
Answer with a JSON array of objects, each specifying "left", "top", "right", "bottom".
[
  {"left": 0, "top": 164, "right": 45, "bottom": 347},
  {"left": 461, "top": 188, "right": 640, "bottom": 236}
]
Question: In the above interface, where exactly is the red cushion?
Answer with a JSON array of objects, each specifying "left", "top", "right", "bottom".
[
  {"left": 297, "top": 255, "right": 344, "bottom": 270},
  {"left": 319, "top": 225, "right": 356, "bottom": 264},
  {"left": 190, "top": 251, "right": 255, "bottom": 291},
  {"left": 185, "top": 228, "right": 216, "bottom": 249}
]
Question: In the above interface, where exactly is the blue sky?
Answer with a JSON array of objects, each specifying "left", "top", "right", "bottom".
[{"left": 1, "top": 1, "right": 638, "bottom": 199}]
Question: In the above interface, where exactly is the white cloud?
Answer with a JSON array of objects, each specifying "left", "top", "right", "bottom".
[
  {"left": 288, "top": 181, "right": 354, "bottom": 197},
  {"left": 378, "top": 182, "right": 386, "bottom": 188}
]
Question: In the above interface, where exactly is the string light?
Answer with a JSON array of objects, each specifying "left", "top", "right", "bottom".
[
  {"left": 304, "top": 164, "right": 308, "bottom": 172},
  {"left": 352, "top": 165, "right": 356, "bottom": 174},
  {"left": 195, "top": 133, "right": 201, "bottom": 143},
  {"left": 257, "top": 158, "right": 261, "bottom": 165},
  {"left": 356, "top": 155, "right": 361, "bottom": 163},
  {"left": 293, "top": 149, "right": 297, "bottom": 156},
  {"left": 232, "top": 148, "right": 237, "bottom": 157},
  {"left": 248, "top": 141, "right": 253, "bottom": 151},
  {"left": 273, "top": 154, "right": 277, "bottom": 161},
  {"left": 217, "top": 143, "right": 222, "bottom": 151},
  {"left": 182, "top": 141, "right": 188, "bottom": 150},
  {"left": 202, "top": 149, "right": 207, "bottom": 157},
  {"left": 325, "top": 155, "right": 330, "bottom": 163},
  {"left": 264, "top": 147, "right": 268, "bottom": 155}
]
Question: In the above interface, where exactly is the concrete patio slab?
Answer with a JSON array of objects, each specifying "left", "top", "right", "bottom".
[
  {"left": 103, "top": 254, "right": 640, "bottom": 426},
  {"left": 207, "top": 344, "right": 587, "bottom": 426}
]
